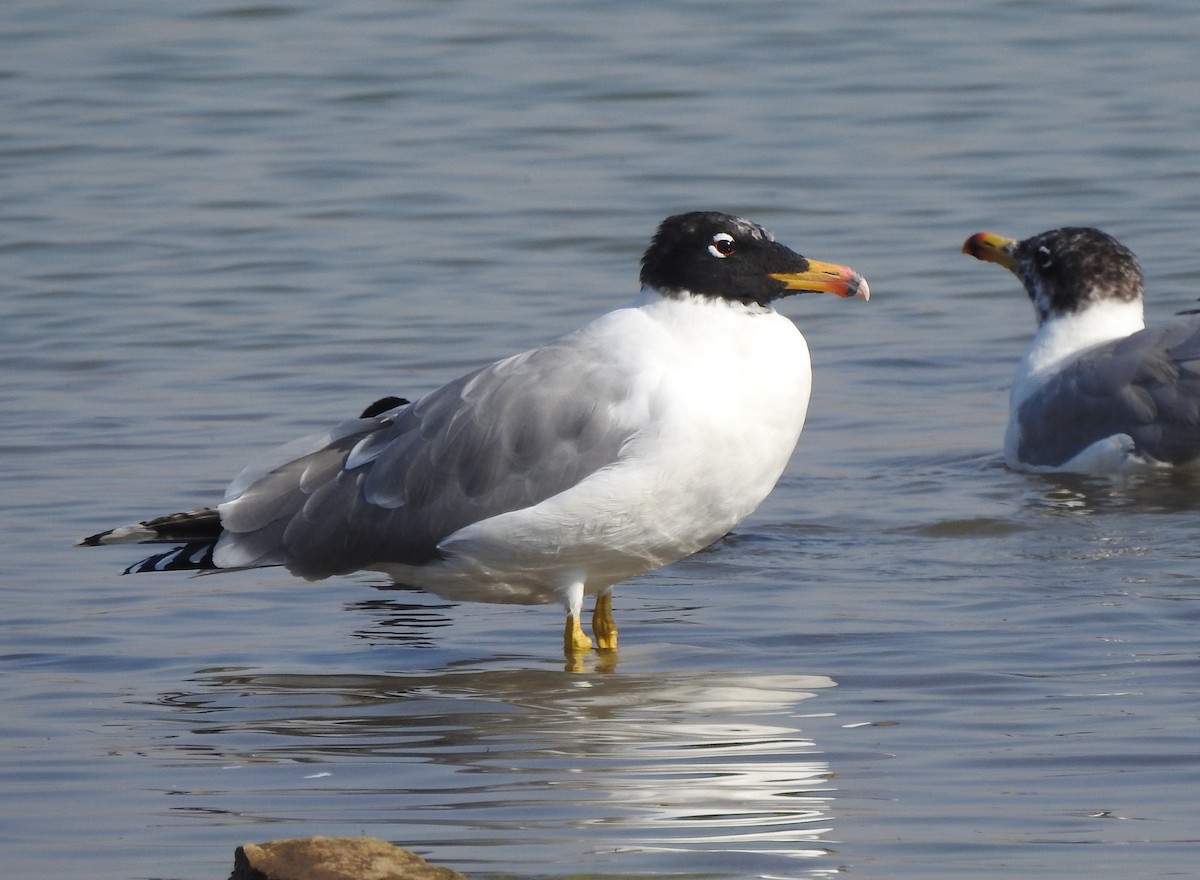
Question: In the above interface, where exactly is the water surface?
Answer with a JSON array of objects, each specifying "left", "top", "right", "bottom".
[{"left": 2, "top": 1, "right": 1199, "bottom": 878}]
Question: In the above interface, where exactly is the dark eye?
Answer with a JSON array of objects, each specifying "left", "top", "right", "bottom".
[
  {"left": 708, "top": 232, "right": 736, "bottom": 258},
  {"left": 1036, "top": 244, "right": 1054, "bottom": 269}
]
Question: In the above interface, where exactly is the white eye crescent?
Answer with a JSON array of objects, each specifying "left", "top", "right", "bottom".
[
  {"left": 708, "top": 232, "right": 736, "bottom": 258},
  {"left": 1036, "top": 244, "right": 1053, "bottom": 268}
]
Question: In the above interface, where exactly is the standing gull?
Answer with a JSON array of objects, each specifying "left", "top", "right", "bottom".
[
  {"left": 80, "top": 212, "right": 869, "bottom": 658},
  {"left": 963, "top": 226, "right": 1200, "bottom": 473}
]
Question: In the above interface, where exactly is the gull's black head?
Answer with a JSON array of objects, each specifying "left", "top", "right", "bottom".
[
  {"left": 963, "top": 226, "right": 1143, "bottom": 325},
  {"left": 640, "top": 211, "right": 869, "bottom": 307}
]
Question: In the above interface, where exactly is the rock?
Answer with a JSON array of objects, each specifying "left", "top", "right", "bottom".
[{"left": 230, "top": 836, "right": 468, "bottom": 880}]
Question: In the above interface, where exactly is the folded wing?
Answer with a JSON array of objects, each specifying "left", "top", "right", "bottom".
[
  {"left": 216, "top": 339, "right": 641, "bottom": 579},
  {"left": 1016, "top": 318, "right": 1200, "bottom": 467}
]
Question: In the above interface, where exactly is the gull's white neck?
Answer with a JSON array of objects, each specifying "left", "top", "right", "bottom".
[
  {"left": 1012, "top": 297, "right": 1144, "bottom": 407},
  {"left": 633, "top": 285, "right": 775, "bottom": 314}
]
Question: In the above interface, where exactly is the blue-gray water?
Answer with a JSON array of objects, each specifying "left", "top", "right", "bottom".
[{"left": 3, "top": 2, "right": 1199, "bottom": 878}]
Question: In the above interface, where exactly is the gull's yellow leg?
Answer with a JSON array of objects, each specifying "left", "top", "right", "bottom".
[
  {"left": 564, "top": 611, "right": 593, "bottom": 657},
  {"left": 592, "top": 591, "right": 618, "bottom": 652},
  {"left": 563, "top": 581, "right": 592, "bottom": 660}
]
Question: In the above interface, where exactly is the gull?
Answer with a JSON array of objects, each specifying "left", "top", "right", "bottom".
[
  {"left": 964, "top": 226, "right": 1200, "bottom": 473},
  {"left": 80, "top": 212, "right": 869, "bottom": 658}
]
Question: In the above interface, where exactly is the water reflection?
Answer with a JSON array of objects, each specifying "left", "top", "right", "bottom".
[
  {"left": 157, "top": 658, "right": 838, "bottom": 876},
  {"left": 1030, "top": 467, "right": 1200, "bottom": 516},
  {"left": 347, "top": 596, "right": 457, "bottom": 649}
]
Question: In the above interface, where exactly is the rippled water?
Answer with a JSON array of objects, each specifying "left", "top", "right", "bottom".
[{"left": 3, "top": 1, "right": 1199, "bottom": 878}]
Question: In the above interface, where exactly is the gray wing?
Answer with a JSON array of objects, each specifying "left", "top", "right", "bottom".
[
  {"left": 215, "top": 341, "right": 637, "bottom": 579},
  {"left": 1017, "top": 317, "right": 1200, "bottom": 467}
]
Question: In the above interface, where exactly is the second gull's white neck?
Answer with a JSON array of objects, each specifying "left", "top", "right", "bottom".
[{"left": 1012, "top": 297, "right": 1145, "bottom": 407}]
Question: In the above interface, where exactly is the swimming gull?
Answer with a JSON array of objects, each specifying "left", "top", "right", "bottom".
[
  {"left": 963, "top": 226, "right": 1200, "bottom": 473},
  {"left": 80, "top": 211, "right": 870, "bottom": 658}
]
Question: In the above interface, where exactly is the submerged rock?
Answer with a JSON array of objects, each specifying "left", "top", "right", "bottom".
[{"left": 230, "top": 836, "right": 468, "bottom": 880}]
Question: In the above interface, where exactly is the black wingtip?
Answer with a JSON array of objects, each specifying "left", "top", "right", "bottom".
[
  {"left": 123, "top": 542, "right": 219, "bottom": 574},
  {"left": 77, "top": 508, "right": 223, "bottom": 549}
]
